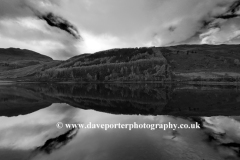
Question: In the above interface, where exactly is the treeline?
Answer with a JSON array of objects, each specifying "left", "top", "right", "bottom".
[
  {"left": 36, "top": 58, "right": 172, "bottom": 82},
  {"left": 0, "top": 61, "right": 40, "bottom": 70},
  {"left": 191, "top": 75, "right": 240, "bottom": 82},
  {"left": 56, "top": 47, "right": 156, "bottom": 69}
]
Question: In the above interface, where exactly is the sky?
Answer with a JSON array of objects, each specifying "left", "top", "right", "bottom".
[{"left": 1, "top": 0, "right": 240, "bottom": 60}]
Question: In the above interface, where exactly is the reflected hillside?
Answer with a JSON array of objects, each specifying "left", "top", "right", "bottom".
[
  {"left": 163, "top": 85, "right": 240, "bottom": 116},
  {"left": 0, "top": 85, "right": 53, "bottom": 116},
  {"left": 27, "top": 83, "right": 169, "bottom": 115},
  {"left": 1, "top": 83, "right": 240, "bottom": 116}
]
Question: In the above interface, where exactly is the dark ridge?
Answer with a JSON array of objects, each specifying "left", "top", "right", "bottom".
[{"left": 0, "top": 48, "right": 53, "bottom": 62}]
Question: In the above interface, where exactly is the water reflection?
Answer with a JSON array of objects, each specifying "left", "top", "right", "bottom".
[
  {"left": 0, "top": 83, "right": 240, "bottom": 159},
  {"left": 35, "top": 128, "right": 78, "bottom": 154},
  {"left": 0, "top": 83, "right": 240, "bottom": 116},
  {"left": 0, "top": 104, "right": 239, "bottom": 160}
]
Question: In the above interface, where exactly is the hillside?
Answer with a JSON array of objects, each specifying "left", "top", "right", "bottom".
[
  {"left": 1, "top": 45, "right": 240, "bottom": 82},
  {"left": 35, "top": 47, "right": 171, "bottom": 82},
  {"left": 160, "top": 44, "right": 240, "bottom": 72},
  {"left": 0, "top": 48, "right": 53, "bottom": 72},
  {"left": 0, "top": 48, "right": 52, "bottom": 62},
  {"left": 159, "top": 44, "right": 240, "bottom": 81}
]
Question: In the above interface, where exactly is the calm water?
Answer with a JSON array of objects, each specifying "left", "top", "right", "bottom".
[{"left": 1, "top": 83, "right": 240, "bottom": 160}]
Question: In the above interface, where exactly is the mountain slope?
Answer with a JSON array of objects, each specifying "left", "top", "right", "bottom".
[
  {"left": 36, "top": 47, "right": 171, "bottom": 82},
  {"left": 0, "top": 48, "right": 52, "bottom": 62},
  {"left": 0, "top": 48, "right": 53, "bottom": 72},
  {"left": 1, "top": 45, "right": 240, "bottom": 82},
  {"left": 159, "top": 44, "right": 240, "bottom": 81}
]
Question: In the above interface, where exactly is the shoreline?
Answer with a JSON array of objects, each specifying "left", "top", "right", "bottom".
[
  {"left": 0, "top": 80, "right": 15, "bottom": 84},
  {"left": 1, "top": 80, "right": 240, "bottom": 86}
]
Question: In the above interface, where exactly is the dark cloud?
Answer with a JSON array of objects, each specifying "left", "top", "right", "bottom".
[
  {"left": 198, "top": 1, "right": 240, "bottom": 30},
  {"left": 200, "top": 19, "right": 214, "bottom": 29},
  {"left": 213, "top": 0, "right": 240, "bottom": 19},
  {"left": 215, "top": 1, "right": 240, "bottom": 20},
  {"left": 215, "top": 14, "right": 240, "bottom": 19},
  {"left": 37, "top": 12, "right": 80, "bottom": 39},
  {"left": 168, "top": 26, "right": 176, "bottom": 32},
  {"left": 228, "top": 0, "right": 240, "bottom": 13},
  {"left": 163, "top": 0, "right": 240, "bottom": 46},
  {"left": 0, "top": 0, "right": 82, "bottom": 59},
  {"left": 23, "top": 0, "right": 81, "bottom": 39},
  {"left": 2, "top": 0, "right": 240, "bottom": 57},
  {"left": 35, "top": 129, "right": 78, "bottom": 154},
  {"left": 178, "top": 0, "right": 240, "bottom": 45}
]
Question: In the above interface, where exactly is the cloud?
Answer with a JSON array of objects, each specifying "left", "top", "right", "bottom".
[
  {"left": 50, "top": 0, "right": 240, "bottom": 51},
  {"left": 0, "top": 0, "right": 81, "bottom": 60},
  {"left": 37, "top": 12, "right": 80, "bottom": 39},
  {"left": 1, "top": 0, "right": 240, "bottom": 59},
  {"left": 199, "top": 17, "right": 240, "bottom": 44}
]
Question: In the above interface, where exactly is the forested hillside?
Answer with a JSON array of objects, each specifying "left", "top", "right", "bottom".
[
  {"left": 36, "top": 47, "right": 172, "bottom": 82},
  {"left": 1, "top": 45, "right": 240, "bottom": 82}
]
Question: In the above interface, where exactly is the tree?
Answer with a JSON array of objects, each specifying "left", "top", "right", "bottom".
[
  {"left": 136, "top": 66, "right": 140, "bottom": 75},
  {"left": 120, "top": 67, "right": 124, "bottom": 75},
  {"left": 87, "top": 73, "right": 92, "bottom": 80},
  {"left": 144, "top": 70, "right": 150, "bottom": 80},
  {"left": 131, "top": 66, "right": 134, "bottom": 73},
  {"left": 95, "top": 73, "right": 100, "bottom": 80},
  {"left": 234, "top": 59, "right": 240, "bottom": 65},
  {"left": 105, "top": 76, "right": 109, "bottom": 81}
]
